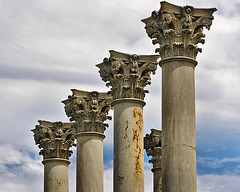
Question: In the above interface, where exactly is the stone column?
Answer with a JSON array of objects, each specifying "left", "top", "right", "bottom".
[
  {"left": 142, "top": 2, "right": 216, "bottom": 192},
  {"left": 97, "top": 50, "right": 160, "bottom": 192},
  {"left": 144, "top": 129, "right": 162, "bottom": 192},
  {"left": 62, "top": 89, "right": 112, "bottom": 192},
  {"left": 32, "top": 121, "right": 75, "bottom": 192}
]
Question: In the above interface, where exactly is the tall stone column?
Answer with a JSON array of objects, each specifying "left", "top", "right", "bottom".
[
  {"left": 144, "top": 129, "right": 162, "bottom": 192},
  {"left": 142, "top": 2, "right": 216, "bottom": 192},
  {"left": 97, "top": 50, "right": 160, "bottom": 192},
  {"left": 32, "top": 120, "right": 75, "bottom": 192},
  {"left": 62, "top": 89, "right": 112, "bottom": 192}
]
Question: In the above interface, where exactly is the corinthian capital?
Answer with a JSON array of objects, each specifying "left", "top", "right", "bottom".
[
  {"left": 144, "top": 129, "right": 162, "bottom": 169},
  {"left": 96, "top": 50, "right": 160, "bottom": 100},
  {"left": 32, "top": 121, "right": 75, "bottom": 160},
  {"left": 142, "top": 2, "right": 217, "bottom": 59},
  {"left": 62, "top": 89, "right": 112, "bottom": 134}
]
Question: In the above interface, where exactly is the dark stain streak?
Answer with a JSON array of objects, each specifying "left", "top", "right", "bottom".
[
  {"left": 124, "top": 120, "right": 129, "bottom": 139},
  {"left": 132, "top": 107, "right": 143, "bottom": 180},
  {"left": 118, "top": 175, "right": 124, "bottom": 185},
  {"left": 48, "top": 177, "right": 66, "bottom": 191}
]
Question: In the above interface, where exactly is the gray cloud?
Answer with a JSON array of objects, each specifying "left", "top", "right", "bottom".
[{"left": 0, "top": 63, "right": 101, "bottom": 85}]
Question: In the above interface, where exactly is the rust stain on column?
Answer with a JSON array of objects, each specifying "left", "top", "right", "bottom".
[
  {"left": 124, "top": 120, "right": 129, "bottom": 139},
  {"left": 123, "top": 120, "right": 131, "bottom": 149},
  {"left": 49, "top": 177, "right": 66, "bottom": 191},
  {"left": 132, "top": 107, "right": 143, "bottom": 180},
  {"left": 134, "top": 146, "right": 142, "bottom": 180},
  {"left": 55, "top": 178, "right": 65, "bottom": 187},
  {"left": 133, "top": 108, "right": 143, "bottom": 120}
]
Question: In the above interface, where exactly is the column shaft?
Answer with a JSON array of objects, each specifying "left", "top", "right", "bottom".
[
  {"left": 161, "top": 57, "right": 197, "bottom": 192},
  {"left": 76, "top": 132, "right": 105, "bottom": 192},
  {"left": 43, "top": 158, "right": 70, "bottom": 192},
  {"left": 112, "top": 99, "right": 145, "bottom": 192},
  {"left": 153, "top": 168, "right": 162, "bottom": 192}
]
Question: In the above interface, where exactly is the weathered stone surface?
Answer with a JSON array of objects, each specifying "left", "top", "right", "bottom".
[
  {"left": 142, "top": 1, "right": 217, "bottom": 59},
  {"left": 144, "top": 129, "right": 162, "bottom": 192},
  {"left": 43, "top": 158, "right": 70, "bottom": 192},
  {"left": 161, "top": 57, "right": 197, "bottom": 192},
  {"left": 32, "top": 120, "right": 75, "bottom": 160},
  {"left": 96, "top": 50, "right": 160, "bottom": 100},
  {"left": 112, "top": 98, "right": 145, "bottom": 192},
  {"left": 76, "top": 132, "right": 105, "bottom": 192},
  {"left": 62, "top": 89, "right": 112, "bottom": 134}
]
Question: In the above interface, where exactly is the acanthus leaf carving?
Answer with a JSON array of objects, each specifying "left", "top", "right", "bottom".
[
  {"left": 62, "top": 89, "right": 112, "bottom": 134},
  {"left": 96, "top": 50, "right": 160, "bottom": 100},
  {"left": 32, "top": 120, "right": 75, "bottom": 160},
  {"left": 142, "top": 2, "right": 217, "bottom": 59}
]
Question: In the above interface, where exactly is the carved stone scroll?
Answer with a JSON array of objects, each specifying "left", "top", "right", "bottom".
[
  {"left": 62, "top": 89, "right": 112, "bottom": 134},
  {"left": 96, "top": 50, "right": 160, "bottom": 100},
  {"left": 32, "top": 120, "right": 75, "bottom": 160},
  {"left": 142, "top": 2, "right": 217, "bottom": 59}
]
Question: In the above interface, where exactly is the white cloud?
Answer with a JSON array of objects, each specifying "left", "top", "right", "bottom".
[
  {"left": 104, "top": 167, "right": 113, "bottom": 192},
  {"left": 198, "top": 174, "right": 240, "bottom": 192},
  {"left": 0, "top": 143, "right": 43, "bottom": 192}
]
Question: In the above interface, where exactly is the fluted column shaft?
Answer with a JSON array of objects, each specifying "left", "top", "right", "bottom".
[
  {"left": 160, "top": 57, "right": 197, "bottom": 192},
  {"left": 76, "top": 132, "right": 105, "bottom": 192},
  {"left": 112, "top": 99, "right": 145, "bottom": 192}
]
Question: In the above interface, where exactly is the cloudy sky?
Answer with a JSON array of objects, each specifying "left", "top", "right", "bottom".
[{"left": 0, "top": 0, "right": 239, "bottom": 191}]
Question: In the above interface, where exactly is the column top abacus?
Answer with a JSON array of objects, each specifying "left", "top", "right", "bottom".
[
  {"left": 96, "top": 50, "right": 160, "bottom": 100},
  {"left": 62, "top": 89, "right": 112, "bottom": 134},
  {"left": 32, "top": 120, "right": 75, "bottom": 160},
  {"left": 142, "top": 1, "right": 217, "bottom": 59}
]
